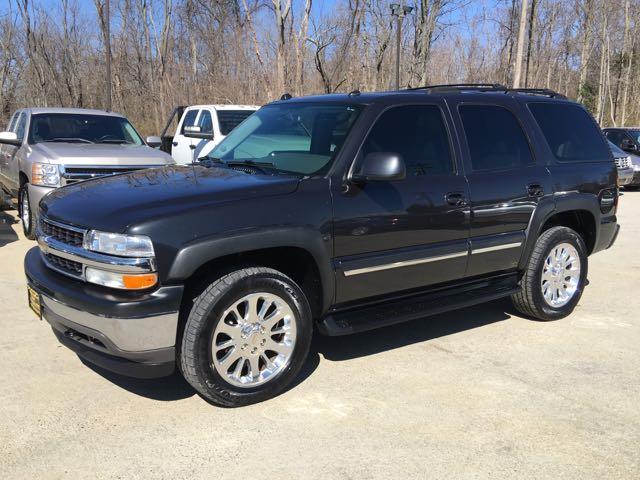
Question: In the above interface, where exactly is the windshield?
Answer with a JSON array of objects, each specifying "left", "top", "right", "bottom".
[
  {"left": 209, "top": 103, "right": 362, "bottom": 175},
  {"left": 28, "top": 113, "right": 144, "bottom": 145}
]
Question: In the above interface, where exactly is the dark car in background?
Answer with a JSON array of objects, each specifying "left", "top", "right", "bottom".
[{"left": 603, "top": 127, "right": 640, "bottom": 189}]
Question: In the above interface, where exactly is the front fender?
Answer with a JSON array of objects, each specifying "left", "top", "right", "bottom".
[{"left": 167, "top": 226, "right": 335, "bottom": 312}]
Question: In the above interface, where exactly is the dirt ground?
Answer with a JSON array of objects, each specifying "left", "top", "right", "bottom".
[{"left": 0, "top": 192, "right": 638, "bottom": 479}]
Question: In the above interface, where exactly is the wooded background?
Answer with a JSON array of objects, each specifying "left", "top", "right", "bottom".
[{"left": 0, "top": 0, "right": 638, "bottom": 135}]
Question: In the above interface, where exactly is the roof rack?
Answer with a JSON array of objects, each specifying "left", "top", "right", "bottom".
[
  {"left": 405, "top": 83, "right": 566, "bottom": 99},
  {"left": 505, "top": 88, "right": 567, "bottom": 99},
  {"left": 406, "top": 83, "right": 508, "bottom": 92}
]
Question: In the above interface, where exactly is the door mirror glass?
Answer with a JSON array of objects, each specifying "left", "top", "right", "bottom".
[
  {"left": 352, "top": 152, "right": 406, "bottom": 182},
  {"left": 146, "top": 136, "right": 162, "bottom": 148},
  {"left": 183, "top": 125, "right": 213, "bottom": 140},
  {"left": 0, "top": 131, "right": 20, "bottom": 146}
]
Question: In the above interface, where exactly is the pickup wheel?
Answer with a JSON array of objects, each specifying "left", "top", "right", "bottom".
[
  {"left": 512, "top": 226, "right": 588, "bottom": 320},
  {"left": 179, "top": 267, "right": 313, "bottom": 407},
  {"left": 18, "top": 185, "right": 36, "bottom": 240}
]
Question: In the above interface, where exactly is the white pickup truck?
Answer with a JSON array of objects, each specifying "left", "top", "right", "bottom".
[{"left": 159, "top": 105, "right": 259, "bottom": 164}]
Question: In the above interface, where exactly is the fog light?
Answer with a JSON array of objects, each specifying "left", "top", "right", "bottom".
[{"left": 85, "top": 267, "right": 157, "bottom": 290}]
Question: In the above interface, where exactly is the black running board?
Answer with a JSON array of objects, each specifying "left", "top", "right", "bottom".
[{"left": 318, "top": 274, "right": 519, "bottom": 336}]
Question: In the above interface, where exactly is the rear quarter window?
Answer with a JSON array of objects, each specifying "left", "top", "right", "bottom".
[{"left": 528, "top": 103, "right": 610, "bottom": 162}]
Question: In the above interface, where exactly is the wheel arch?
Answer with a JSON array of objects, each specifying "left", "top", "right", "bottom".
[
  {"left": 519, "top": 193, "right": 600, "bottom": 270},
  {"left": 169, "top": 228, "right": 334, "bottom": 319}
]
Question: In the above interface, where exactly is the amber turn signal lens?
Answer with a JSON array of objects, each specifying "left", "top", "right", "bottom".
[{"left": 122, "top": 273, "right": 158, "bottom": 290}]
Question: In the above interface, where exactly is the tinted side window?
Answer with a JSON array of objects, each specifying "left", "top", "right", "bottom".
[
  {"left": 529, "top": 103, "right": 610, "bottom": 162},
  {"left": 362, "top": 105, "right": 453, "bottom": 175},
  {"left": 459, "top": 105, "right": 533, "bottom": 171},
  {"left": 180, "top": 109, "right": 199, "bottom": 134},
  {"left": 218, "top": 110, "right": 255, "bottom": 135},
  {"left": 197, "top": 110, "right": 213, "bottom": 134}
]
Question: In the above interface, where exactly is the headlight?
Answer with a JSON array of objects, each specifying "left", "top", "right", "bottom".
[
  {"left": 31, "top": 163, "right": 60, "bottom": 186},
  {"left": 85, "top": 268, "right": 158, "bottom": 290},
  {"left": 84, "top": 230, "right": 155, "bottom": 257}
]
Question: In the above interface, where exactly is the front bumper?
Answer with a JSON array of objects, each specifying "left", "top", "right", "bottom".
[{"left": 25, "top": 247, "right": 183, "bottom": 378}]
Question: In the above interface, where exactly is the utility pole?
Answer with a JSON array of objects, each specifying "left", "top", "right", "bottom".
[
  {"left": 513, "top": 0, "right": 528, "bottom": 88},
  {"left": 105, "top": 0, "right": 112, "bottom": 110},
  {"left": 390, "top": 3, "right": 414, "bottom": 90}
]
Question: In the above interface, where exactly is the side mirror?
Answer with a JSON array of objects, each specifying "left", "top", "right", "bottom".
[
  {"left": 621, "top": 139, "right": 638, "bottom": 152},
  {"left": 184, "top": 125, "right": 213, "bottom": 140},
  {"left": 0, "top": 131, "right": 21, "bottom": 147},
  {"left": 351, "top": 152, "right": 406, "bottom": 183},
  {"left": 146, "top": 136, "right": 162, "bottom": 148}
]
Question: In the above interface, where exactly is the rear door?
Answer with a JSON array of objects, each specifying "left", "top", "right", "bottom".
[
  {"left": 332, "top": 101, "right": 471, "bottom": 305},
  {"left": 451, "top": 99, "right": 551, "bottom": 278},
  {"left": 171, "top": 107, "right": 200, "bottom": 164}
]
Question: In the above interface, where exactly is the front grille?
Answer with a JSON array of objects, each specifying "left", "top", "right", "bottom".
[
  {"left": 44, "top": 253, "right": 83, "bottom": 275},
  {"left": 62, "top": 166, "right": 148, "bottom": 185},
  {"left": 40, "top": 219, "right": 84, "bottom": 247},
  {"left": 615, "top": 157, "right": 631, "bottom": 169}
]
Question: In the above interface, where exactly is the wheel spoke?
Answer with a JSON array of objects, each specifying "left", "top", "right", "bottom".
[
  {"left": 231, "top": 357, "right": 245, "bottom": 380},
  {"left": 217, "top": 321, "right": 242, "bottom": 340},
  {"left": 265, "top": 338, "right": 293, "bottom": 356},
  {"left": 263, "top": 308, "right": 287, "bottom": 329},
  {"left": 211, "top": 290, "right": 297, "bottom": 388},
  {"left": 219, "top": 347, "right": 243, "bottom": 371},
  {"left": 248, "top": 356, "right": 261, "bottom": 380}
]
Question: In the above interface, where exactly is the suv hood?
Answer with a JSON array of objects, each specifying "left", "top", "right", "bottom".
[
  {"left": 32, "top": 142, "right": 173, "bottom": 165},
  {"left": 40, "top": 165, "right": 300, "bottom": 232}
]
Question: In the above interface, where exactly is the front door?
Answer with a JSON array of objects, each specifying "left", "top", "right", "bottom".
[
  {"left": 332, "top": 102, "right": 470, "bottom": 305},
  {"left": 171, "top": 108, "right": 200, "bottom": 164}
]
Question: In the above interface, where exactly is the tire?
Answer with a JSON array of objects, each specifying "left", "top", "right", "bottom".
[
  {"left": 179, "top": 267, "right": 313, "bottom": 407},
  {"left": 511, "top": 226, "right": 588, "bottom": 321},
  {"left": 18, "top": 184, "right": 36, "bottom": 240}
]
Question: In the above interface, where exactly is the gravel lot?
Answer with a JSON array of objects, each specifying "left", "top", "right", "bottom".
[{"left": 1, "top": 192, "right": 639, "bottom": 479}]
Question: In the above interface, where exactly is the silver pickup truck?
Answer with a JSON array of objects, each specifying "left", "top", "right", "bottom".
[{"left": 0, "top": 107, "right": 174, "bottom": 239}]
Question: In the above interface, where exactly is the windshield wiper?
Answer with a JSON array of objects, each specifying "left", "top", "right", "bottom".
[
  {"left": 49, "top": 137, "right": 94, "bottom": 144},
  {"left": 97, "top": 139, "right": 132, "bottom": 144},
  {"left": 228, "top": 159, "right": 276, "bottom": 167}
]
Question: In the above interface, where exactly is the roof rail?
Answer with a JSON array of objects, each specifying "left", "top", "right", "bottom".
[
  {"left": 406, "top": 83, "right": 508, "bottom": 92},
  {"left": 505, "top": 88, "right": 567, "bottom": 99}
]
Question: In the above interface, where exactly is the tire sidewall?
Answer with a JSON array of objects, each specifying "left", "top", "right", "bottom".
[
  {"left": 531, "top": 228, "right": 588, "bottom": 319},
  {"left": 190, "top": 271, "right": 312, "bottom": 405},
  {"left": 19, "top": 185, "right": 33, "bottom": 237}
]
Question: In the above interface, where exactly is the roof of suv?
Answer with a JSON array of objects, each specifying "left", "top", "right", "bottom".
[
  {"left": 269, "top": 85, "right": 574, "bottom": 106},
  {"left": 25, "top": 107, "right": 125, "bottom": 117}
]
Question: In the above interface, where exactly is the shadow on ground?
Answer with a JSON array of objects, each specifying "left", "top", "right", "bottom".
[
  {"left": 81, "top": 297, "right": 512, "bottom": 403},
  {"left": 0, "top": 211, "right": 18, "bottom": 248}
]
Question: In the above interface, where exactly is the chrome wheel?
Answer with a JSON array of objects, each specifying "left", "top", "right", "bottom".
[
  {"left": 20, "top": 189, "right": 30, "bottom": 227},
  {"left": 541, "top": 242, "right": 581, "bottom": 308},
  {"left": 211, "top": 292, "right": 297, "bottom": 388}
]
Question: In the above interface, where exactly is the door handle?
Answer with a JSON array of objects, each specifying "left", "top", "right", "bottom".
[
  {"left": 189, "top": 145, "right": 196, "bottom": 150},
  {"left": 172, "top": 141, "right": 178, "bottom": 146},
  {"left": 527, "top": 183, "right": 544, "bottom": 197},
  {"left": 445, "top": 192, "right": 468, "bottom": 207}
]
